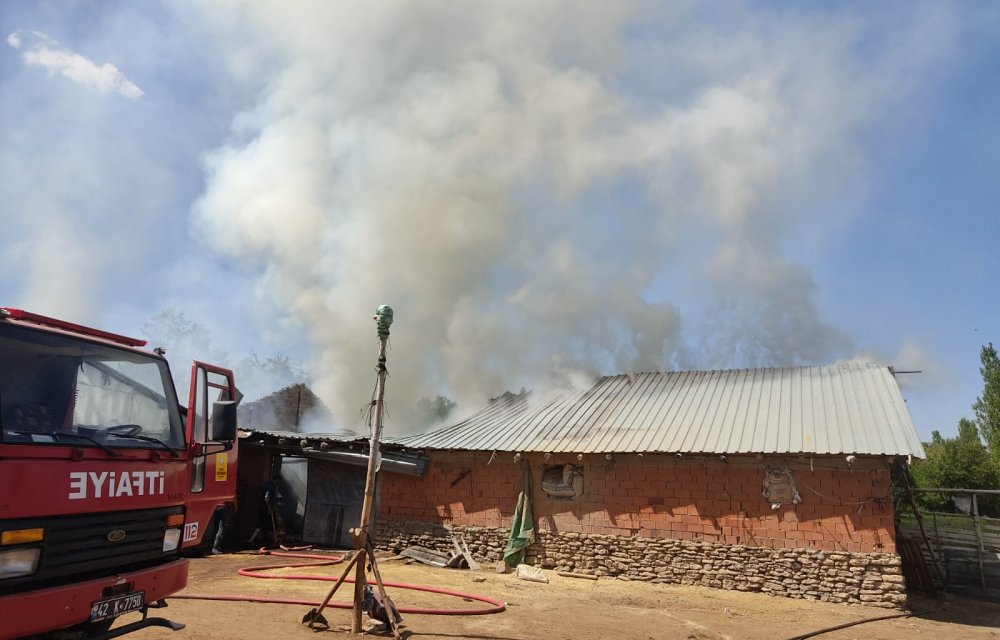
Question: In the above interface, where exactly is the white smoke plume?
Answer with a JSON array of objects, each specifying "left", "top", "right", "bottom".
[
  {"left": 7, "top": 30, "right": 144, "bottom": 98},
  {"left": 839, "top": 341, "right": 944, "bottom": 391},
  {"left": 190, "top": 2, "right": 956, "bottom": 433}
]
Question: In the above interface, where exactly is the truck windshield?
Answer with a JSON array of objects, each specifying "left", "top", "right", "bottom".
[{"left": 0, "top": 322, "right": 184, "bottom": 450}]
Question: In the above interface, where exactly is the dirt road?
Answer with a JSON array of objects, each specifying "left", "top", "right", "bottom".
[{"left": 118, "top": 551, "right": 999, "bottom": 640}]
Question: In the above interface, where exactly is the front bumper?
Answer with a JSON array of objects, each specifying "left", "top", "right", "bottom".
[{"left": 0, "top": 558, "right": 189, "bottom": 639}]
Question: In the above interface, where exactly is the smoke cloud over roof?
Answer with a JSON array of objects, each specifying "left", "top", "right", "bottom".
[{"left": 189, "top": 2, "right": 954, "bottom": 431}]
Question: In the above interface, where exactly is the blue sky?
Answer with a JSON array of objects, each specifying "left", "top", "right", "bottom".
[{"left": 1, "top": 1, "right": 997, "bottom": 437}]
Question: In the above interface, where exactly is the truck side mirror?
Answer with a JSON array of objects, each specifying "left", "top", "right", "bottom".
[{"left": 210, "top": 401, "right": 238, "bottom": 442}]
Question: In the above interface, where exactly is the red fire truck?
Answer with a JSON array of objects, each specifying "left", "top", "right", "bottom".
[{"left": 0, "top": 308, "right": 240, "bottom": 639}]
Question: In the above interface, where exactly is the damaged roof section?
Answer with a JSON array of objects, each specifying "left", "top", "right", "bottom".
[
  {"left": 241, "top": 428, "right": 428, "bottom": 477},
  {"left": 395, "top": 363, "right": 925, "bottom": 457},
  {"left": 238, "top": 383, "right": 333, "bottom": 432}
]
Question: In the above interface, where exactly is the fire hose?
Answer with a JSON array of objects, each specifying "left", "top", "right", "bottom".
[
  {"left": 177, "top": 549, "right": 935, "bottom": 636},
  {"left": 173, "top": 549, "right": 507, "bottom": 616},
  {"left": 784, "top": 608, "right": 938, "bottom": 640}
]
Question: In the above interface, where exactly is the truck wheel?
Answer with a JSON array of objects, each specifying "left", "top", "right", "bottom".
[
  {"left": 183, "top": 513, "right": 219, "bottom": 557},
  {"left": 202, "top": 513, "right": 220, "bottom": 552}
]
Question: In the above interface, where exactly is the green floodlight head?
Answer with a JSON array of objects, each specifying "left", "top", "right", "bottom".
[{"left": 374, "top": 305, "right": 394, "bottom": 339}]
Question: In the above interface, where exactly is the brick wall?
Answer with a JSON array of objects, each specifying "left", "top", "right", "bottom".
[
  {"left": 378, "top": 451, "right": 897, "bottom": 554},
  {"left": 376, "top": 451, "right": 907, "bottom": 606}
]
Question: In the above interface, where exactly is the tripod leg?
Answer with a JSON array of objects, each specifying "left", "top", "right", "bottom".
[
  {"left": 366, "top": 542, "right": 403, "bottom": 639},
  {"left": 303, "top": 550, "right": 362, "bottom": 628}
]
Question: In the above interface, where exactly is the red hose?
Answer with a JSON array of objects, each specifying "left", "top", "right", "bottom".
[{"left": 175, "top": 549, "right": 507, "bottom": 616}]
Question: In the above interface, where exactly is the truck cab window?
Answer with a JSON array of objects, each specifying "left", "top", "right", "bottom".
[
  {"left": 191, "top": 368, "right": 207, "bottom": 493},
  {"left": 0, "top": 323, "right": 184, "bottom": 449},
  {"left": 73, "top": 360, "right": 177, "bottom": 443}
]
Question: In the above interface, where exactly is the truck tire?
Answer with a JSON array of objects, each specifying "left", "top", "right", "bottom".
[{"left": 183, "top": 512, "right": 219, "bottom": 557}]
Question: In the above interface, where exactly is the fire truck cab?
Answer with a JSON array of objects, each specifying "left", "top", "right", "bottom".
[{"left": 0, "top": 308, "right": 239, "bottom": 639}]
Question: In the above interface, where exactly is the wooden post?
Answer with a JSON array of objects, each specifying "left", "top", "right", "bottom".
[
  {"left": 973, "top": 493, "right": 987, "bottom": 591},
  {"left": 305, "top": 551, "right": 362, "bottom": 628},
  {"left": 352, "top": 308, "right": 392, "bottom": 634},
  {"left": 350, "top": 548, "right": 366, "bottom": 633},
  {"left": 901, "top": 473, "right": 946, "bottom": 589}
]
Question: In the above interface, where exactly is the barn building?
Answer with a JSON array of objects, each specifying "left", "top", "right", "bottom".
[{"left": 373, "top": 363, "right": 924, "bottom": 607}]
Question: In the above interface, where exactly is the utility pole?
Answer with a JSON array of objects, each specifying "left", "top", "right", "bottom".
[
  {"left": 352, "top": 305, "right": 393, "bottom": 633},
  {"left": 303, "top": 306, "right": 401, "bottom": 638}
]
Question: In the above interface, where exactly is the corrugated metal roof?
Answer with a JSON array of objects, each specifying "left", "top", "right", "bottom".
[{"left": 394, "top": 363, "right": 925, "bottom": 457}]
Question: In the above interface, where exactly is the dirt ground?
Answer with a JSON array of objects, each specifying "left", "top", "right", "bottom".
[{"left": 116, "top": 550, "right": 1000, "bottom": 640}]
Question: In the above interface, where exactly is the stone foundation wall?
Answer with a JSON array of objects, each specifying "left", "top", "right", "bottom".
[{"left": 375, "top": 521, "right": 907, "bottom": 608}]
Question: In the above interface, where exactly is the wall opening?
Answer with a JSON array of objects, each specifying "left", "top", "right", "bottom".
[{"left": 541, "top": 464, "right": 583, "bottom": 499}]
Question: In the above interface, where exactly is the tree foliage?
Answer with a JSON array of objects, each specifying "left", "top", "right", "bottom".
[
  {"left": 232, "top": 350, "right": 309, "bottom": 402},
  {"left": 912, "top": 419, "right": 997, "bottom": 491},
  {"left": 141, "top": 309, "right": 227, "bottom": 364},
  {"left": 973, "top": 342, "right": 1000, "bottom": 466},
  {"left": 416, "top": 395, "right": 457, "bottom": 428},
  {"left": 911, "top": 419, "right": 1000, "bottom": 517},
  {"left": 907, "top": 343, "right": 1000, "bottom": 517},
  {"left": 141, "top": 309, "right": 307, "bottom": 402}
]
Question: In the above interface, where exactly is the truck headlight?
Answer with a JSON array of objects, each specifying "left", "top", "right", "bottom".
[
  {"left": 163, "top": 528, "right": 182, "bottom": 552},
  {"left": 0, "top": 547, "right": 40, "bottom": 579}
]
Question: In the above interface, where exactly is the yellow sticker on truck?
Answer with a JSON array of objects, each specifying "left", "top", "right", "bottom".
[{"left": 215, "top": 453, "right": 228, "bottom": 481}]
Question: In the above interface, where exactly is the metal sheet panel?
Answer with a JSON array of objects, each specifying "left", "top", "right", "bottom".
[
  {"left": 302, "top": 458, "right": 366, "bottom": 548},
  {"left": 397, "top": 363, "right": 925, "bottom": 457}
]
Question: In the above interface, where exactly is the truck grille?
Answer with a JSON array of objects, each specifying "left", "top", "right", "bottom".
[{"left": 0, "top": 506, "right": 183, "bottom": 594}]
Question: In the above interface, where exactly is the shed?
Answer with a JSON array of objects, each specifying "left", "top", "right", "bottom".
[
  {"left": 231, "top": 383, "right": 429, "bottom": 547},
  {"left": 233, "top": 428, "right": 427, "bottom": 548}
]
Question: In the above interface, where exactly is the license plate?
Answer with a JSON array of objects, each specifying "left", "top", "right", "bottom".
[{"left": 90, "top": 591, "right": 145, "bottom": 622}]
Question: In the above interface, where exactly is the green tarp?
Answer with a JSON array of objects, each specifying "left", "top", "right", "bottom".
[{"left": 503, "top": 469, "right": 535, "bottom": 568}]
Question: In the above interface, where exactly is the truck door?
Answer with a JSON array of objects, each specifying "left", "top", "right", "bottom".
[{"left": 182, "top": 361, "right": 239, "bottom": 549}]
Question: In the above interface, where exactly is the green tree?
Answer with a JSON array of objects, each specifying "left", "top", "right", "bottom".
[
  {"left": 141, "top": 309, "right": 227, "bottom": 364},
  {"left": 416, "top": 395, "right": 457, "bottom": 427},
  {"left": 973, "top": 342, "right": 1000, "bottom": 466},
  {"left": 911, "top": 419, "right": 1000, "bottom": 516},
  {"left": 142, "top": 309, "right": 308, "bottom": 403},
  {"left": 141, "top": 309, "right": 228, "bottom": 397},
  {"left": 232, "top": 350, "right": 309, "bottom": 403}
]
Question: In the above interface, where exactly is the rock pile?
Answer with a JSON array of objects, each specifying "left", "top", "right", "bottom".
[{"left": 375, "top": 522, "right": 907, "bottom": 608}]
